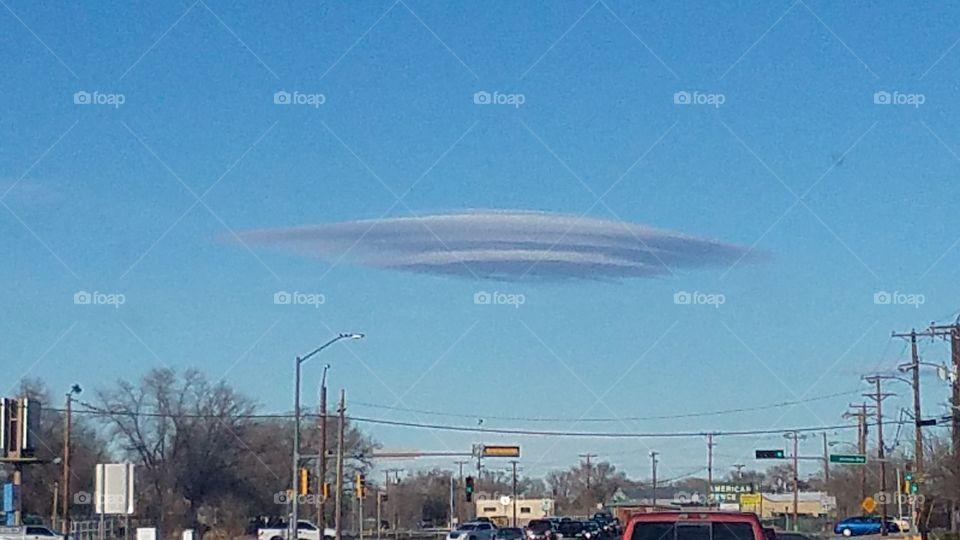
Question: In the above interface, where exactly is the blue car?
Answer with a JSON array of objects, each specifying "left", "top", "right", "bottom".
[{"left": 834, "top": 516, "right": 900, "bottom": 536}]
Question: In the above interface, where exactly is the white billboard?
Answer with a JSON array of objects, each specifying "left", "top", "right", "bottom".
[{"left": 95, "top": 463, "right": 135, "bottom": 515}]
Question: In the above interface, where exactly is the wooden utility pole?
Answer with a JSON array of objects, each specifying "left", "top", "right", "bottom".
[
  {"left": 929, "top": 322, "right": 960, "bottom": 531},
  {"left": 822, "top": 432, "right": 830, "bottom": 483},
  {"left": 650, "top": 451, "right": 659, "bottom": 506},
  {"left": 579, "top": 453, "right": 597, "bottom": 509},
  {"left": 455, "top": 460, "right": 468, "bottom": 524},
  {"left": 335, "top": 390, "right": 346, "bottom": 540},
  {"left": 707, "top": 434, "right": 715, "bottom": 507},
  {"left": 844, "top": 403, "right": 873, "bottom": 502},
  {"left": 865, "top": 377, "right": 895, "bottom": 536},
  {"left": 894, "top": 329, "right": 932, "bottom": 477},
  {"left": 510, "top": 461, "right": 519, "bottom": 527},
  {"left": 61, "top": 391, "right": 73, "bottom": 538},
  {"left": 318, "top": 380, "right": 328, "bottom": 527},
  {"left": 383, "top": 469, "right": 403, "bottom": 535},
  {"left": 785, "top": 431, "right": 802, "bottom": 531}
]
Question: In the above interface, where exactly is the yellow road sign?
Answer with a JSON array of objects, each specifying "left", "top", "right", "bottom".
[
  {"left": 862, "top": 496, "right": 876, "bottom": 513},
  {"left": 482, "top": 445, "right": 521, "bottom": 458}
]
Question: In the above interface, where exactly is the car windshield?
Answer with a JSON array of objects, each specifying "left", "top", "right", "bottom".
[
  {"left": 459, "top": 525, "right": 480, "bottom": 531},
  {"left": 632, "top": 523, "right": 754, "bottom": 540},
  {"left": 558, "top": 523, "right": 583, "bottom": 534}
]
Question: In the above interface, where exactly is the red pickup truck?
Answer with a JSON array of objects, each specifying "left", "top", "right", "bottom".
[{"left": 623, "top": 512, "right": 765, "bottom": 540}]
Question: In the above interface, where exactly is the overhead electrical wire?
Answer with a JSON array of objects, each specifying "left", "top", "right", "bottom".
[
  {"left": 348, "top": 389, "right": 865, "bottom": 423},
  {"left": 60, "top": 402, "right": 925, "bottom": 440}
]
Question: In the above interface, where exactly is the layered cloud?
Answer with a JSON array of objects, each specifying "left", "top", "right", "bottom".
[{"left": 236, "top": 210, "right": 761, "bottom": 281}]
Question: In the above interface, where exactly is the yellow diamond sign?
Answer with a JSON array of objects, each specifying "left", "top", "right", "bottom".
[{"left": 861, "top": 496, "right": 876, "bottom": 513}]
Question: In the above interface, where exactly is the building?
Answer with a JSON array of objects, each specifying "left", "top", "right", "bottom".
[
  {"left": 606, "top": 486, "right": 835, "bottom": 523},
  {"left": 745, "top": 492, "right": 836, "bottom": 519},
  {"left": 475, "top": 497, "right": 555, "bottom": 526}
]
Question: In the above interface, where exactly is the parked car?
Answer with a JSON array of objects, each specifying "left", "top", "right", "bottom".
[
  {"left": 257, "top": 520, "right": 334, "bottom": 540},
  {"left": 624, "top": 512, "right": 765, "bottom": 540},
  {"left": 0, "top": 526, "right": 64, "bottom": 540},
  {"left": 496, "top": 528, "right": 525, "bottom": 540},
  {"left": 592, "top": 513, "right": 614, "bottom": 526},
  {"left": 833, "top": 516, "right": 900, "bottom": 537},
  {"left": 582, "top": 521, "right": 604, "bottom": 540},
  {"left": 556, "top": 521, "right": 587, "bottom": 539},
  {"left": 448, "top": 522, "right": 498, "bottom": 540},
  {"left": 525, "top": 519, "right": 557, "bottom": 540}
]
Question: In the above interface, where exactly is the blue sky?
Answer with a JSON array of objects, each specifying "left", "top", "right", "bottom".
[{"left": 3, "top": 0, "right": 960, "bottom": 482}]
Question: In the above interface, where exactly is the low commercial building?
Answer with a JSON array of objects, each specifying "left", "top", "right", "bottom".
[{"left": 475, "top": 498, "right": 556, "bottom": 526}]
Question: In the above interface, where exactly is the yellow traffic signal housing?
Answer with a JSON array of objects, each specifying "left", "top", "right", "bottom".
[
  {"left": 356, "top": 473, "right": 366, "bottom": 499},
  {"left": 299, "top": 467, "right": 310, "bottom": 496}
]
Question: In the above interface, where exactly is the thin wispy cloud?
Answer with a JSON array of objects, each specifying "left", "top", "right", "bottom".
[{"left": 235, "top": 210, "right": 764, "bottom": 281}]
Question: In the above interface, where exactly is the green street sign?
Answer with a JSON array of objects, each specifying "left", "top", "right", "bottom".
[{"left": 830, "top": 453, "right": 867, "bottom": 464}]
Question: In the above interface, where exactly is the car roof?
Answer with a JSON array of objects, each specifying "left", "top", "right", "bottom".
[{"left": 629, "top": 512, "right": 762, "bottom": 524}]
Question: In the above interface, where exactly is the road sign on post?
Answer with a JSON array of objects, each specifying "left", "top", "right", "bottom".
[
  {"left": 95, "top": 463, "right": 135, "bottom": 515},
  {"left": 481, "top": 446, "right": 521, "bottom": 458},
  {"left": 829, "top": 454, "right": 867, "bottom": 464}
]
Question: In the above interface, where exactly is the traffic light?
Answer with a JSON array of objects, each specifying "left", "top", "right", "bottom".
[
  {"left": 356, "top": 473, "right": 366, "bottom": 499},
  {"left": 465, "top": 476, "right": 475, "bottom": 502},
  {"left": 322, "top": 481, "right": 330, "bottom": 500},
  {"left": 755, "top": 449, "right": 785, "bottom": 459},
  {"left": 905, "top": 464, "right": 917, "bottom": 494},
  {"left": 299, "top": 467, "right": 310, "bottom": 496}
]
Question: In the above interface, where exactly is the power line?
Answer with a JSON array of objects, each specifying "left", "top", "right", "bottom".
[
  {"left": 59, "top": 403, "right": 933, "bottom": 440},
  {"left": 348, "top": 389, "right": 864, "bottom": 423}
]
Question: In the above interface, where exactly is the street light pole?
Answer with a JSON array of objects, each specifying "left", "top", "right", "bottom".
[{"left": 292, "top": 333, "right": 364, "bottom": 540}]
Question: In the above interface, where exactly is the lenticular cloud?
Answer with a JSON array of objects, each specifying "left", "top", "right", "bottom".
[{"left": 236, "top": 210, "right": 759, "bottom": 281}]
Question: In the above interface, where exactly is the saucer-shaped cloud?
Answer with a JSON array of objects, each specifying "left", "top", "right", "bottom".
[{"left": 237, "top": 210, "right": 760, "bottom": 281}]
